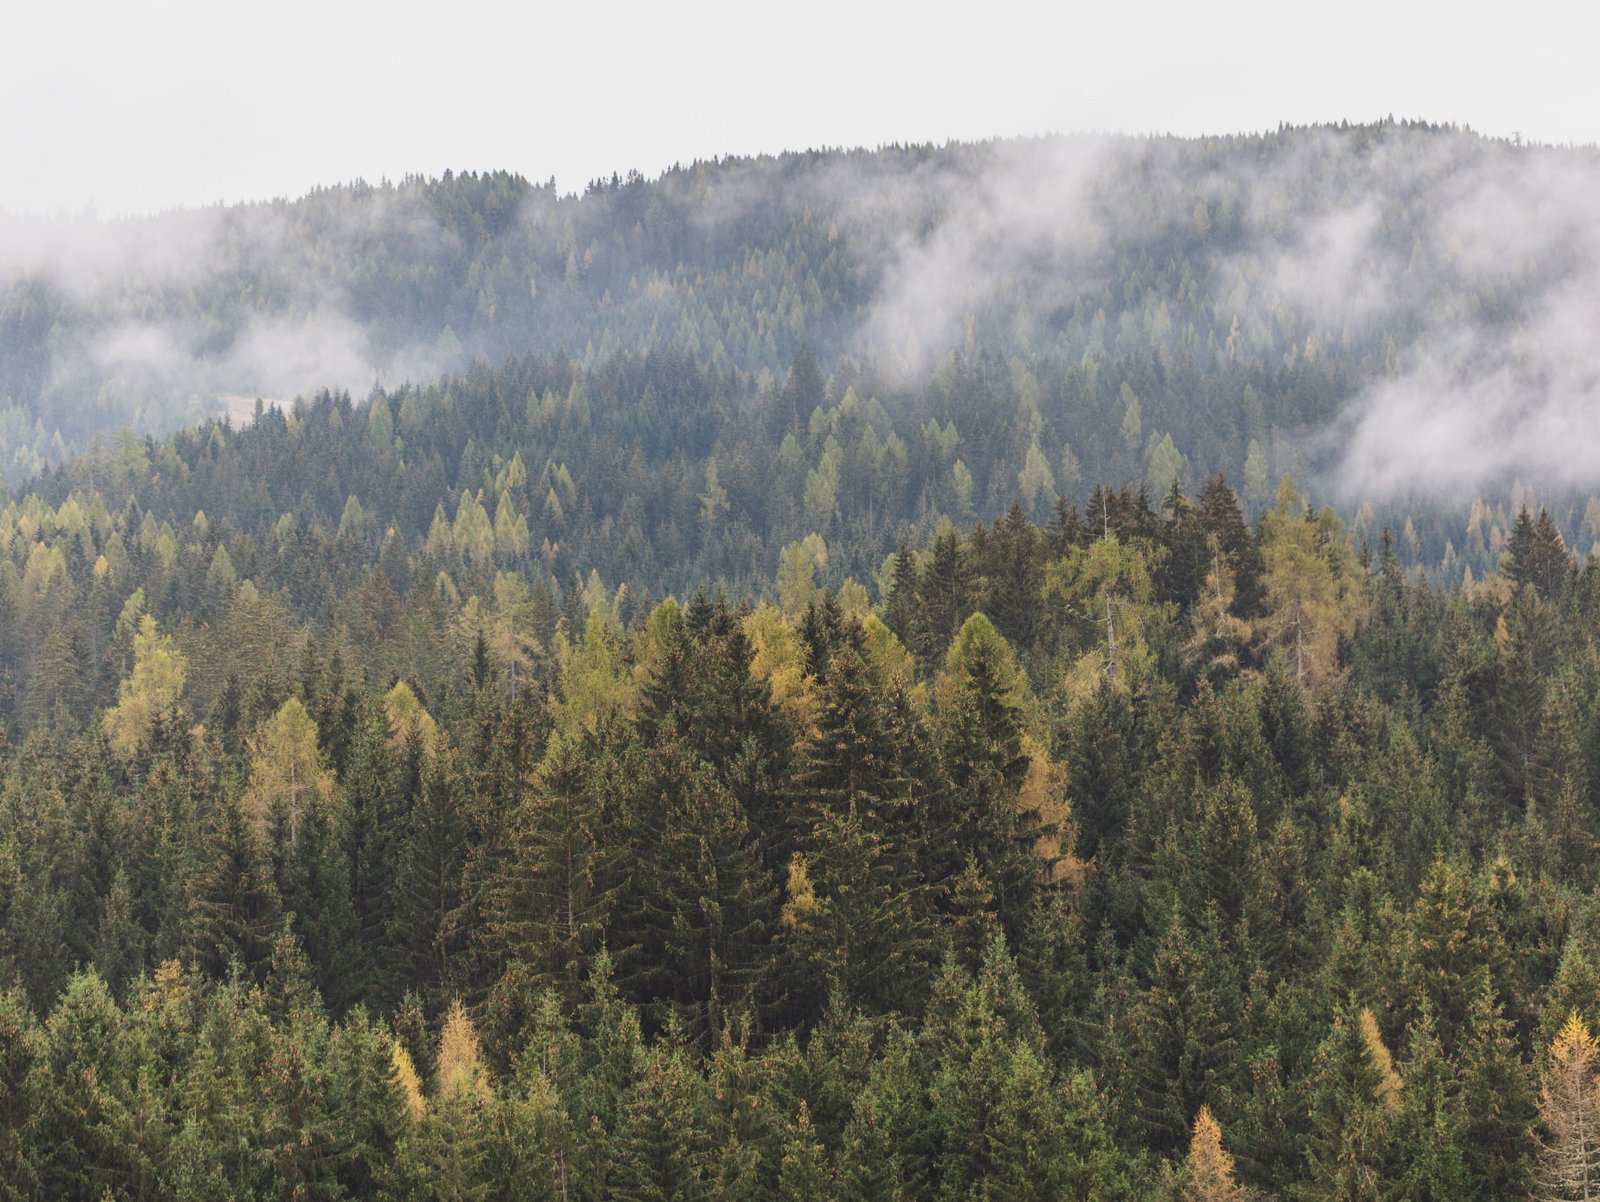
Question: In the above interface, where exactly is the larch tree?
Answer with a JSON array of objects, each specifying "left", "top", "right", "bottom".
[
  {"left": 102, "top": 613, "right": 187, "bottom": 756},
  {"left": 424, "top": 1002, "right": 500, "bottom": 1201},
  {"left": 1183, "top": 1105, "right": 1244, "bottom": 1202},
  {"left": 1182, "top": 535, "right": 1254, "bottom": 677},
  {"left": 242, "top": 696, "right": 334, "bottom": 847},
  {"left": 1256, "top": 477, "right": 1365, "bottom": 696},
  {"left": 1046, "top": 526, "right": 1158, "bottom": 698},
  {"left": 383, "top": 679, "right": 442, "bottom": 759},
  {"left": 1534, "top": 1013, "right": 1600, "bottom": 1202}
]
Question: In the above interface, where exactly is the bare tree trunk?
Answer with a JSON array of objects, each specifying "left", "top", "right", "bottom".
[
  {"left": 1294, "top": 598, "right": 1305, "bottom": 687},
  {"left": 1104, "top": 587, "right": 1118, "bottom": 680}
]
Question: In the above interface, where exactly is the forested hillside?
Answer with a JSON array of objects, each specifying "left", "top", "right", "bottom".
[
  {"left": 7, "top": 120, "right": 1600, "bottom": 1199},
  {"left": 6, "top": 121, "right": 1600, "bottom": 563},
  {"left": 4, "top": 331, "right": 1600, "bottom": 1195}
]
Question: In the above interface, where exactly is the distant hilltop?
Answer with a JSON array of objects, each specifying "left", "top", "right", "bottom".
[{"left": 0, "top": 121, "right": 1595, "bottom": 504}]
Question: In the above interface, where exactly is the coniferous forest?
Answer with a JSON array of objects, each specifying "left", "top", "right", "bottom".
[{"left": 5, "top": 124, "right": 1600, "bottom": 1199}]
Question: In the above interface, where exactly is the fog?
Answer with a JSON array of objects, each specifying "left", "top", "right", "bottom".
[
  {"left": 842, "top": 127, "right": 1600, "bottom": 500},
  {"left": 4, "top": 125, "right": 1600, "bottom": 501}
]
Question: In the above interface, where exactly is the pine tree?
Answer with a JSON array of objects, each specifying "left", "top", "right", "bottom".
[
  {"left": 1482, "top": 585, "right": 1552, "bottom": 808},
  {"left": 1528, "top": 684, "right": 1588, "bottom": 814},
  {"left": 635, "top": 599, "right": 794, "bottom": 853},
  {"left": 1049, "top": 494, "right": 1086, "bottom": 557}
]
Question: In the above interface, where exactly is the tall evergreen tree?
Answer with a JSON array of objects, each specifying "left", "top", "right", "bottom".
[{"left": 184, "top": 791, "right": 283, "bottom": 980}]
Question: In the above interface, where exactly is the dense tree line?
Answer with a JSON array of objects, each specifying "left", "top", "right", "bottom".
[
  {"left": 8, "top": 362, "right": 1600, "bottom": 1195},
  {"left": 7, "top": 336, "right": 1586, "bottom": 684}
]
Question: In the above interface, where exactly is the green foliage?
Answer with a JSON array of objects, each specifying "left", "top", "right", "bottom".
[{"left": 0, "top": 353, "right": 1597, "bottom": 1197}]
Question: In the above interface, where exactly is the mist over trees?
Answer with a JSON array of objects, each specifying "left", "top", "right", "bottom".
[
  {"left": 7, "top": 119, "right": 1600, "bottom": 1197},
  {"left": 5, "top": 120, "right": 1600, "bottom": 513}
]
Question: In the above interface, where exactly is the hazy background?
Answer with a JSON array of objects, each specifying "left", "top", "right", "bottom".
[
  {"left": 5, "top": 1, "right": 1600, "bottom": 514},
  {"left": 4, "top": 0, "right": 1596, "bottom": 217}
]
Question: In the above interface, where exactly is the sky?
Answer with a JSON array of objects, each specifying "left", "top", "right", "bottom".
[{"left": 6, "top": 0, "right": 1597, "bottom": 217}]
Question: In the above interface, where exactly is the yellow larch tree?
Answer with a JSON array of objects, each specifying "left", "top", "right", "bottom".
[
  {"left": 1534, "top": 1012, "right": 1600, "bottom": 1202},
  {"left": 1183, "top": 1105, "right": 1244, "bottom": 1202},
  {"left": 1256, "top": 476, "right": 1366, "bottom": 696},
  {"left": 242, "top": 696, "right": 334, "bottom": 845},
  {"left": 103, "top": 614, "right": 188, "bottom": 756}
]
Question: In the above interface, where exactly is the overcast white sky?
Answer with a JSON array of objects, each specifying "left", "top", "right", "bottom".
[{"left": 6, "top": 0, "right": 1596, "bottom": 217}]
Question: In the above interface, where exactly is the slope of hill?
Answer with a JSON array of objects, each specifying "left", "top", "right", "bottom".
[
  {"left": 8, "top": 121, "right": 1600, "bottom": 1198},
  {"left": 5, "top": 120, "right": 1597, "bottom": 509}
]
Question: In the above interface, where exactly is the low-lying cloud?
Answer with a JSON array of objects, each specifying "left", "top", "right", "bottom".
[
  {"left": 0, "top": 191, "right": 462, "bottom": 466},
  {"left": 847, "top": 126, "right": 1600, "bottom": 500},
  {"left": 6, "top": 129, "right": 1600, "bottom": 502}
]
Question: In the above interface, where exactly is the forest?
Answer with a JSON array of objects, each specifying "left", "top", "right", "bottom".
[
  {"left": 6, "top": 120, "right": 1600, "bottom": 1199},
  {"left": 3, "top": 334, "right": 1600, "bottom": 1196}
]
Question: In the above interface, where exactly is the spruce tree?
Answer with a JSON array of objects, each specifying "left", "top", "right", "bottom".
[
  {"left": 484, "top": 732, "right": 622, "bottom": 1019},
  {"left": 1197, "top": 474, "right": 1264, "bottom": 617},
  {"left": 930, "top": 613, "right": 1042, "bottom": 938},
  {"left": 386, "top": 752, "right": 470, "bottom": 1008},
  {"left": 184, "top": 791, "right": 283, "bottom": 980},
  {"left": 339, "top": 701, "right": 416, "bottom": 1004},
  {"left": 26, "top": 971, "right": 152, "bottom": 1200},
  {"left": 0, "top": 990, "right": 37, "bottom": 1201},
  {"left": 613, "top": 734, "right": 778, "bottom": 1045},
  {"left": 1300, "top": 1004, "right": 1401, "bottom": 1201}
]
